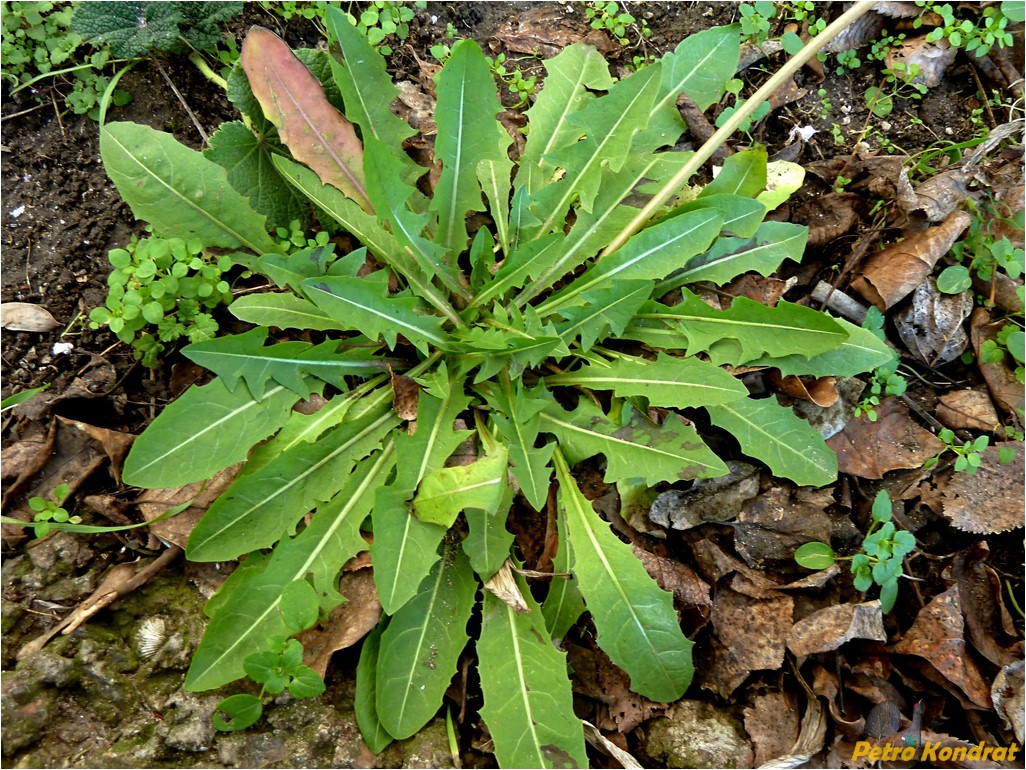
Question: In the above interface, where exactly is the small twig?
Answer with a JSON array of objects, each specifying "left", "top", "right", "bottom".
[
  {"left": 154, "top": 58, "right": 208, "bottom": 143},
  {"left": 0, "top": 102, "right": 49, "bottom": 121},
  {"left": 969, "top": 64, "right": 997, "bottom": 129}
]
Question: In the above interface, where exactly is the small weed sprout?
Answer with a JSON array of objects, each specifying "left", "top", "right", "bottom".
[
  {"left": 582, "top": 1, "right": 651, "bottom": 46},
  {"left": 28, "top": 483, "right": 79, "bottom": 538},
  {"left": 854, "top": 307, "right": 907, "bottom": 421},
  {"left": 795, "top": 490, "right": 916, "bottom": 613},
  {"left": 924, "top": 429, "right": 990, "bottom": 474}
]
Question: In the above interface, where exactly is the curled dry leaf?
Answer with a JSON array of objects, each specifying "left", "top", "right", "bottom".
[
  {"left": 970, "top": 307, "right": 1025, "bottom": 415},
  {"left": 940, "top": 442, "right": 1025, "bottom": 534},
  {"left": 771, "top": 372, "right": 839, "bottom": 408},
  {"left": 885, "top": 34, "right": 955, "bottom": 88},
  {"left": 735, "top": 487, "right": 833, "bottom": 568},
  {"left": 494, "top": 5, "right": 615, "bottom": 57},
  {"left": 482, "top": 559, "right": 530, "bottom": 613},
  {"left": 935, "top": 388, "right": 1000, "bottom": 431},
  {"left": 894, "top": 277, "right": 973, "bottom": 365},
  {"left": 794, "top": 192, "right": 861, "bottom": 248},
  {"left": 136, "top": 463, "right": 244, "bottom": 548},
  {"left": 826, "top": 397, "right": 945, "bottom": 479},
  {"left": 631, "top": 544, "right": 712, "bottom": 612},
  {"left": 787, "top": 601, "right": 886, "bottom": 657},
  {"left": 709, "top": 578, "right": 793, "bottom": 690},
  {"left": 851, "top": 210, "right": 972, "bottom": 310},
  {"left": 890, "top": 585, "right": 992, "bottom": 709},
  {"left": 992, "top": 660, "right": 1024, "bottom": 743},
  {"left": 647, "top": 460, "right": 759, "bottom": 530},
  {"left": 297, "top": 568, "right": 381, "bottom": 678},
  {"left": 0, "top": 302, "right": 60, "bottom": 332},
  {"left": 898, "top": 167, "right": 970, "bottom": 222},
  {"left": 744, "top": 690, "right": 801, "bottom": 767}
]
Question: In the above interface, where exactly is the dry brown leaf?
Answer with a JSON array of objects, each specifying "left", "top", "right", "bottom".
[
  {"left": 992, "top": 660, "right": 1024, "bottom": 743},
  {"left": 771, "top": 372, "right": 839, "bottom": 407},
  {"left": 970, "top": 307, "right": 1025, "bottom": 415},
  {"left": 787, "top": 601, "right": 886, "bottom": 657},
  {"left": 57, "top": 417, "right": 134, "bottom": 483},
  {"left": 631, "top": 545, "right": 712, "bottom": 612},
  {"left": 690, "top": 539, "right": 781, "bottom": 597},
  {"left": 735, "top": 487, "right": 834, "bottom": 568},
  {"left": 0, "top": 421, "right": 54, "bottom": 485},
  {"left": 936, "top": 388, "right": 1001, "bottom": 431},
  {"left": 794, "top": 192, "right": 862, "bottom": 248},
  {"left": 900, "top": 167, "right": 971, "bottom": 222},
  {"left": 894, "top": 277, "right": 973, "bottom": 365},
  {"left": 297, "top": 568, "right": 381, "bottom": 679},
  {"left": 724, "top": 274, "right": 793, "bottom": 306},
  {"left": 566, "top": 641, "right": 661, "bottom": 732},
  {"left": 710, "top": 578, "right": 793, "bottom": 682},
  {"left": 891, "top": 585, "right": 992, "bottom": 708},
  {"left": 851, "top": 210, "right": 972, "bottom": 310},
  {"left": 12, "top": 361, "right": 117, "bottom": 421},
  {"left": 493, "top": 6, "right": 616, "bottom": 57},
  {"left": 136, "top": 464, "right": 243, "bottom": 548},
  {"left": 482, "top": 559, "right": 529, "bottom": 613},
  {"left": 648, "top": 461, "right": 759, "bottom": 530},
  {"left": 940, "top": 442, "right": 1025, "bottom": 534},
  {"left": 952, "top": 544, "right": 1025, "bottom": 668},
  {"left": 389, "top": 368, "right": 421, "bottom": 421},
  {"left": 885, "top": 34, "right": 956, "bottom": 88},
  {"left": 0, "top": 301, "right": 60, "bottom": 332},
  {"left": 827, "top": 397, "right": 945, "bottom": 479},
  {"left": 744, "top": 690, "right": 800, "bottom": 766}
]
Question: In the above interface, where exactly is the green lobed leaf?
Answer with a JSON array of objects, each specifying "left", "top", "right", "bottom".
[
  {"left": 699, "top": 145, "right": 768, "bottom": 198},
  {"left": 371, "top": 483, "right": 448, "bottom": 615},
  {"left": 747, "top": 317, "right": 894, "bottom": 377},
  {"left": 241, "top": 26, "right": 371, "bottom": 211},
  {"left": 555, "top": 280, "right": 653, "bottom": 352},
  {"left": 478, "top": 568, "right": 588, "bottom": 769},
  {"left": 303, "top": 272, "right": 448, "bottom": 354},
  {"left": 462, "top": 500, "right": 516, "bottom": 582},
  {"left": 637, "top": 290, "right": 848, "bottom": 366},
  {"left": 537, "top": 208, "right": 723, "bottom": 317},
  {"left": 186, "top": 448, "right": 394, "bottom": 690},
  {"left": 324, "top": 7, "right": 418, "bottom": 175},
  {"left": 204, "top": 120, "right": 309, "bottom": 230},
  {"left": 229, "top": 292, "right": 348, "bottom": 332},
  {"left": 100, "top": 122, "right": 277, "bottom": 255},
  {"left": 546, "top": 353, "right": 747, "bottom": 409},
  {"left": 362, "top": 135, "right": 467, "bottom": 301},
  {"left": 186, "top": 407, "right": 397, "bottom": 562},
  {"left": 515, "top": 153, "right": 693, "bottom": 306},
  {"left": 706, "top": 398, "right": 837, "bottom": 487},
  {"left": 123, "top": 378, "right": 298, "bottom": 488},
  {"left": 553, "top": 449, "right": 694, "bottom": 701},
  {"left": 516, "top": 43, "right": 615, "bottom": 198},
  {"left": 182, "top": 327, "right": 388, "bottom": 399},
  {"left": 656, "top": 220, "right": 808, "bottom": 292},
  {"left": 665, "top": 193, "right": 767, "bottom": 239},
  {"left": 432, "top": 39, "right": 512, "bottom": 254},
  {"left": 477, "top": 381, "right": 556, "bottom": 510},
  {"left": 640, "top": 24, "right": 741, "bottom": 148},
  {"left": 540, "top": 400, "right": 728, "bottom": 484},
  {"left": 531, "top": 63, "right": 662, "bottom": 233},
  {"left": 414, "top": 446, "right": 510, "bottom": 528},
  {"left": 376, "top": 545, "right": 477, "bottom": 739},
  {"left": 541, "top": 506, "right": 586, "bottom": 644},
  {"left": 478, "top": 158, "right": 514, "bottom": 256},
  {"left": 355, "top": 622, "right": 394, "bottom": 753}
]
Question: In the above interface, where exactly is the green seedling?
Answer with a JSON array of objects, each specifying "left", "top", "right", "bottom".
[
  {"left": 915, "top": 0, "right": 1021, "bottom": 56},
  {"left": 88, "top": 234, "right": 233, "bottom": 367},
  {"left": 854, "top": 306, "right": 908, "bottom": 421},
  {"left": 28, "top": 483, "right": 80, "bottom": 538},
  {"left": 924, "top": 429, "right": 990, "bottom": 474},
  {"left": 738, "top": 1, "right": 775, "bottom": 45},
  {"left": 582, "top": 0, "right": 651, "bottom": 46},
  {"left": 795, "top": 490, "right": 916, "bottom": 612},
  {"left": 97, "top": 4, "right": 891, "bottom": 763}
]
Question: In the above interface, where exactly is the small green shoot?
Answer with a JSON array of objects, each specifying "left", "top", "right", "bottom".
[
  {"left": 795, "top": 490, "right": 916, "bottom": 612},
  {"left": 28, "top": 483, "right": 80, "bottom": 538},
  {"left": 924, "top": 429, "right": 990, "bottom": 474},
  {"left": 854, "top": 306, "right": 907, "bottom": 421}
]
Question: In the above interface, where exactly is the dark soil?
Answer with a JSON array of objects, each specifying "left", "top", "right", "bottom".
[{"left": 2, "top": 2, "right": 1024, "bottom": 768}]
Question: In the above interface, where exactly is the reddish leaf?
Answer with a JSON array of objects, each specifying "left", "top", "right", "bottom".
[{"left": 242, "top": 27, "right": 372, "bottom": 212}]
